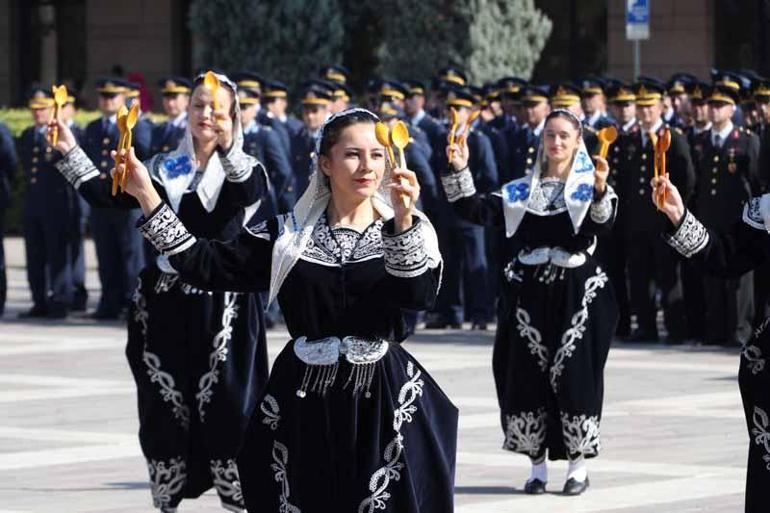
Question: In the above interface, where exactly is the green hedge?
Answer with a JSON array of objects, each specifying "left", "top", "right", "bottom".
[{"left": 1, "top": 109, "right": 167, "bottom": 234}]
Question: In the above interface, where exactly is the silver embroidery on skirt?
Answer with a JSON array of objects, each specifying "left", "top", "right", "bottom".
[
  {"left": 210, "top": 458, "right": 245, "bottom": 512},
  {"left": 503, "top": 409, "right": 547, "bottom": 456},
  {"left": 752, "top": 406, "right": 770, "bottom": 470},
  {"left": 148, "top": 457, "right": 187, "bottom": 510},
  {"left": 271, "top": 440, "right": 301, "bottom": 512},
  {"left": 560, "top": 413, "right": 601, "bottom": 458},
  {"left": 261, "top": 394, "right": 281, "bottom": 431}
]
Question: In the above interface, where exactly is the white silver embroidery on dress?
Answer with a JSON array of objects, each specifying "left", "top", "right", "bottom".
[
  {"left": 666, "top": 210, "right": 710, "bottom": 258},
  {"left": 515, "top": 307, "right": 548, "bottom": 372},
  {"left": 442, "top": 167, "right": 476, "bottom": 202},
  {"left": 743, "top": 345, "right": 767, "bottom": 375},
  {"left": 261, "top": 394, "right": 281, "bottom": 431},
  {"left": 743, "top": 195, "right": 770, "bottom": 232},
  {"left": 503, "top": 409, "right": 547, "bottom": 456},
  {"left": 358, "top": 361, "right": 424, "bottom": 513},
  {"left": 341, "top": 337, "right": 389, "bottom": 364},
  {"left": 527, "top": 178, "right": 567, "bottom": 215},
  {"left": 134, "top": 277, "right": 190, "bottom": 428},
  {"left": 561, "top": 413, "right": 601, "bottom": 458},
  {"left": 589, "top": 185, "right": 617, "bottom": 224},
  {"left": 752, "top": 406, "right": 770, "bottom": 470},
  {"left": 301, "top": 215, "right": 384, "bottom": 267},
  {"left": 550, "top": 267, "right": 609, "bottom": 392},
  {"left": 210, "top": 459, "right": 245, "bottom": 512},
  {"left": 245, "top": 220, "right": 271, "bottom": 240},
  {"left": 54, "top": 146, "right": 100, "bottom": 188},
  {"left": 271, "top": 440, "right": 301, "bottom": 513},
  {"left": 382, "top": 221, "right": 429, "bottom": 278},
  {"left": 138, "top": 203, "right": 197, "bottom": 256},
  {"left": 148, "top": 457, "right": 187, "bottom": 510},
  {"left": 221, "top": 146, "right": 257, "bottom": 183},
  {"left": 196, "top": 292, "right": 239, "bottom": 421}
]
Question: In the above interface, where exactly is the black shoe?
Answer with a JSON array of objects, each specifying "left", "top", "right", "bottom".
[
  {"left": 18, "top": 305, "right": 49, "bottom": 319},
  {"left": 524, "top": 478, "right": 546, "bottom": 494},
  {"left": 563, "top": 476, "right": 589, "bottom": 496}
]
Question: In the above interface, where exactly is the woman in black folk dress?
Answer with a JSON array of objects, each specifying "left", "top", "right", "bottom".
[
  {"left": 114, "top": 108, "right": 458, "bottom": 512},
  {"left": 442, "top": 109, "right": 618, "bottom": 495},
  {"left": 652, "top": 175, "right": 770, "bottom": 513},
  {"left": 49, "top": 72, "right": 269, "bottom": 512}
]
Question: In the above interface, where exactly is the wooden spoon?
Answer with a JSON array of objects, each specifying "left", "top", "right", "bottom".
[
  {"left": 654, "top": 128, "right": 672, "bottom": 207},
  {"left": 50, "top": 85, "right": 68, "bottom": 145},
  {"left": 597, "top": 125, "right": 618, "bottom": 159},
  {"left": 457, "top": 110, "right": 481, "bottom": 147},
  {"left": 203, "top": 70, "right": 221, "bottom": 123},
  {"left": 390, "top": 120, "right": 411, "bottom": 208},
  {"left": 374, "top": 122, "right": 397, "bottom": 168},
  {"left": 120, "top": 103, "right": 140, "bottom": 191},
  {"left": 112, "top": 105, "right": 129, "bottom": 196}
]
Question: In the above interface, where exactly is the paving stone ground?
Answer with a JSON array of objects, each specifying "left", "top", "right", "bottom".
[{"left": 0, "top": 237, "right": 747, "bottom": 512}]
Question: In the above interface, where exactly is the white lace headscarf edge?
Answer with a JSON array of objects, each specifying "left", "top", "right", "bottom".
[
  {"left": 147, "top": 71, "right": 259, "bottom": 213},
  {"left": 267, "top": 107, "right": 443, "bottom": 306}
]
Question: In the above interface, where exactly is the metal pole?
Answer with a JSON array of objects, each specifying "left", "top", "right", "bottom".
[{"left": 634, "top": 40, "right": 641, "bottom": 79}]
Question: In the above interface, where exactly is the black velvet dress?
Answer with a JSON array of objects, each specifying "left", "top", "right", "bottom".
[
  {"left": 55, "top": 144, "right": 269, "bottom": 512},
  {"left": 138, "top": 202, "right": 459, "bottom": 512},
  {"left": 442, "top": 167, "right": 618, "bottom": 462},
  {"left": 663, "top": 197, "right": 770, "bottom": 513}
]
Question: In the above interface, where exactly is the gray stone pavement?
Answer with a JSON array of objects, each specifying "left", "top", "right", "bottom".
[{"left": 0, "top": 237, "right": 748, "bottom": 511}]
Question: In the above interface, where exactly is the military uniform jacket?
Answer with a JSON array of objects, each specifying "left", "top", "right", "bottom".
[
  {"left": 290, "top": 127, "right": 315, "bottom": 198},
  {"left": 150, "top": 116, "right": 186, "bottom": 155},
  {"left": 617, "top": 123, "right": 695, "bottom": 232},
  {"left": 691, "top": 126, "right": 760, "bottom": 232},
  {"left": 243, "top": 124, "right": 295, "bottom": 214},
  {"left": 0, "top": 122, "right": 18, "bottom": 209},
  {"left": 83, "top": 117, "right": 122, "bottom": 183},
  {"left": 19, "top": 126, "right": 75, "bottom": 208}
]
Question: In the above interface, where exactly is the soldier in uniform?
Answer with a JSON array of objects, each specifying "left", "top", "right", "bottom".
[
  {"left": 319, "top": 63, "right": 350, "bottom": 86},
  {"left": 329, "top": 81, "right": 354, "bottom": 114},
  {"left": 621, "top": 78, "right": 695, "bottom": 342},
  {"left": 150, "top": 76, "right": 191, "bottom": 155},
  {"left": 291, "top": 80, "right": 333, "bottom": 197},
  {"left": 83, "top": 78, "right": 144, "bottom": 319},
  {"left": 260, "top": 79, "right": 304, "bottom": 153},
  {"left": 503, "top": 85, "right": 550, "bottom": 183},
  {"left": 404, "top": 79, "right": 443, "bottom": 151},
  {"left": 666, "top": 73, "right": 697, "bottom": 129},
  {"left": 18, "top": 89, "right": 77, "bottom": 318},
  {"left": 238, "top": 84, "right": 295, "bottom": 219},
  {"left": 690, "top": 83, "right": 760, "bottom": 346},
  {"left": 428, "top": 86, "right": 497, "bottom": 329},
  {"left": 0, "top": 114, "right": 18, "bottom": 317},
  {"left": 580, "top": 75, "right": 614, "bottom": 130}
]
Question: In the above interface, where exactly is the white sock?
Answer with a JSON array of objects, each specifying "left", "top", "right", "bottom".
[
  {"left": 566, "top": 457, "right": 587, "bottom": 482},
  {"left": 529, "top": 456, "right": 548, "bottom": 483}
]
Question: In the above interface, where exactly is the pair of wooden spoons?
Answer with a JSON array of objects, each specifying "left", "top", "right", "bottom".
[
  {"left": 48, "top": 85, "right": 69, "bottom": 146},
  {"left": 111, "top": 103, "right": 140, "bottom": 196},
  {"left": 374, "top": 121, "right": 411, "bottom": 208}
]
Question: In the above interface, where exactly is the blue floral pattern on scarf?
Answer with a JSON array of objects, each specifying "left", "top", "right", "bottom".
[
  {"left": 503, "top": 181, "right": 530, "bottom": 202},
  {"left": 163, "top": 155, "right": 193, "bottom": 179},
  {"left": 570, "top": 183, "right": 594, "bottom": 202},
  {"left": 574, "top": 151, "right": 594, "bottom": 173}
]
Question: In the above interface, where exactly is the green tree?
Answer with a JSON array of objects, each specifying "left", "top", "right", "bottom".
[{"left": 188, "top": 0, "right": 345, "bottom": 88}]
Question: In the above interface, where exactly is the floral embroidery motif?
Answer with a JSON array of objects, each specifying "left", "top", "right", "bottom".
[
  {"left": 271, "top": 441, "right": 301, "bottom": 513},
  {"left": 550, "top": 267, "right": 608, "bottom": 392},
  {"left": 742, "top": 195, "right": 770, "bottom": 232},
  {"left": 138, "top": 203, "right": 196, "bottom": 256},
  {"left": 382, "top": 221, "right": 428, "bottom": 278},
  {"left": 134, "top": 277, "right": 190, "bottom": 428},
  {"left": 573, "top": 150, "right": 594, "bottom": 173},
  {"left": 570, "top": 183, "right": 594, "bottom": 202},
  {"left": 503, "top": 181, "right": 531, "bottom": 203},
  {"left": 358, "top": 361, "right": 424, "bottom": 513},
  {"left": 561, "top": 413, "right": 601, "bottom": 458},
  {"left": 210, "top": 459, "right": 245, "bottom": 512},
  {"left": 301, "top": 215, "right": 384, "bottom": 267},
  {"left": 589, "top": 185, "right": 617, "bottom": 224},
  {"left": 196, "top": 292, "right": 239, "bottom": 422},
  {"left": 148, "top": 457, "right": 187, "bottom": 510},
  {"left": 54, "top": 146, "right": 100, "bottom": 188},
  {"left": 441, "top": 168, "right": 476, "bottom": 202},
  {"left": 260, "top": 394, "right": 281, "bottom": 431},
  {"left": 666, "top": 210, "right": 710, "bottom": 257},
  {"left": 515, "top": 307, "right": 548, "bottom": 372},
  {"left": 221, "top": 146, "right": 256, "bottom": 183},
  {"left": 743, "top": 344, "right": 766, "bottom": 375},
  {"left": 752, "top": 406, "right": 770, "bottom": 470},
  {"left": 162, "top": 154, "right": 193, "bottom": 178},
  {"left": 503, "top": 409, "right": 547, "bottom": 457}
]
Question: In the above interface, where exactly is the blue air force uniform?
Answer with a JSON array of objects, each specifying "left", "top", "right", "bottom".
[{"left": 0, "top": 122, "right": 18, "bottom": 316}]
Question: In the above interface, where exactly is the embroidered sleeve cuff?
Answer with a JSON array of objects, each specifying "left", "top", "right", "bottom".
[
  {"left": 743, "top": 195, "right": 770, "bottom": 233},
  {"left": 220, "top": 145, "right": 253, "bottom": 183},
  {"left": 137, "top": 203, "right": 197, "bottom": 255},
  {"left": 54, "top": 146, "right": 100, "bottom": 189},
  {"left": 664, "top": 209, "right": 710, "bottom": 257},
  {"left": 589, "top": 184, "right": 617, "bottom": 224},
  {"left": 382, "top": 218, "right": 429, "bottom": 278},
  {"left": 441, "top": 166, "right": 476, "bottom": 202}
]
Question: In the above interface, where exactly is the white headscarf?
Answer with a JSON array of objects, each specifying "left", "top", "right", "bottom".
[
  {"left": 267, "top": 108, "right": 442, "bottom": 305},
  {"left": 500, "top": 108, "right": 597, "bottom": 236},
  {"left": 150, "top": 72, "right": 258, "bottom": 213}
]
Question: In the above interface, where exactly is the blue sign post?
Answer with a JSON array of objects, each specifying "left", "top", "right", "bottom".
[{"left": 626, "top": 0, "right": 650, "bottom": 79}]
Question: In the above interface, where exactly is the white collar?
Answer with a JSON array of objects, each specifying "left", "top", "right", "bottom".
[
  {"left": 244, "top": 120, "right": 260, "bottom": 134},
  {"left": 693, "top": 122, "right": 712, "bottom": 135},
  {"left": 104, "top": 114, "right": 117, "bottom": 125},
  {"left": 587, "top": 111, "right": 602, "bottom": 127},
  {"left": 622, "top": 118, "right": 637, "bottom": 133},
  {"left": 171, "top": 112, "right": 187, "bottom": 128},
  {"left": 531, "top": 119, "right": 545, "bottom": 137},
  {"left": 641, "top": 119, "right": 664, "bottom": 141},
  {"left": 711, "top": 121, "right": 734, "bottom": 143},
  {"left": 411, "top": 110, "right": 426, "bottom": 126}
]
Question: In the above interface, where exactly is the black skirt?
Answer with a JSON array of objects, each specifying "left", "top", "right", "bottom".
[{"left": 237, "top": 340, "right": 458, "bottom": 513}]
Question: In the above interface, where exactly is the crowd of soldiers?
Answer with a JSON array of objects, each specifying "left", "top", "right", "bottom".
[{"left": 0, "top": 64, "right": 767, "bottom": 346}]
